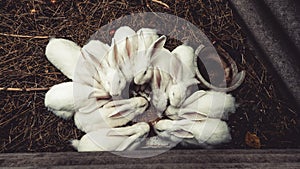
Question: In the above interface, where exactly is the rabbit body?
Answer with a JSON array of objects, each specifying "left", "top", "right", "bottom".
[
  {"left": 45, "top": 38, "right": 81, "bottom": 80},
  {"left": 45, "top": 82, "right": 111, "bottom": 119},
  {"left": 72, "top": 122, "right": 150, "bottom": 151},
  {"left": 45, "top": 82, "right": 75, "bottom": 119},
  {"left": 168, "top": 45, "right": 200, "bottom": 107},
  {"left": 154, "top": 119, "right": 231, "bottom": 148},
  {"left": 74, "top": 97, "right": 148, "bottom": 133},
  {"left": 166, "top": 90, "right": 236, "bottom": 120}
]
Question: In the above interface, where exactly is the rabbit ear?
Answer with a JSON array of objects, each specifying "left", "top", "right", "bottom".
[
  {"left": 107, "top": 39, "right": 119, "bottom": 67},
  {"left": 125, "top": 37, "right": 136, "bottom": 58},
  {"left": 182, "top": 90, "right": 206, "bottom": 107},
  {"left": 137, "top": 29, "right": 147, "bottom": 51},
  {"left": 88, "top": 88, "right": 111, "bottom": 99},
  {"left": 153, "top": 68, "right": 162, "bottom": 88},
  {"left": 146, "top": 35, "right": 166, "bottom": 58},
  {"left": 178, "top": 108, "right": 208, "bottom": 121},
  {"left": 108, "top": 106, "right": 134, "bottom": 118},
  {"left": 103, "top": 99, "right": 131, "bottom": 108},
  {"left": 185, "top": 78, "right": 200, "bottom": 87},
  {"left": 82, "top": 40, "right": 110, "bottom": 69},
  {"left": 80, "top": 50, "right": 101, "bottom": 69},
  {"left": 107, "top": 125, "right": 137, "bottom": 136},
  {"left": 108, "top": 124, "right": 148, "bottom": 151},
  {"left": 107, "top": 125, "right": 141, "bottom": 150},
  {"left": 171, "top": 130, "right": 194, "bottom": 139},
  {"left": 170, "top": 55, "right": 184, "bottom": 82},
  {"left": 83, "top": 40, "right": 109, "bottom": 60},
  {"left": 114, "top": 26, "right": 136, "bottom": 42},
  {"left": 115, "top": 135, "right": 141, "bottom": 151}
]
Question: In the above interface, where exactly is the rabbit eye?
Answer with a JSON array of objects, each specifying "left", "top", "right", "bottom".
[
  {"left": 118, "top": 80, "right": 121, "bottom": 84},
  {"left": 143, "top": 71, "right": 147, "bottom": 75}
]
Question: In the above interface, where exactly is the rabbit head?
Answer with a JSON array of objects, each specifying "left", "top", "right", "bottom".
[
  {"left": 94, "top": 39, "right": 127, "bottom": 96},
  {"left": 168, "top": 78, "right": 200, "bottom": 107},
  {"left": 168, "top": 55, "right": 200, "bottom": 107},
  {"left": 133, "top": 34, "right": 166, "bottom": 85},
  {"left": 113, "top": 27, "right": 139, "bottom": 81},
  {"left": 101, "top": 66, "right": 126, "bottom": 97},
  {"left": 150, "top": 67, "right": 172, "bottom": 113},
  {"left": 151, "top": 89, "right": 168, "bottom": 113}
]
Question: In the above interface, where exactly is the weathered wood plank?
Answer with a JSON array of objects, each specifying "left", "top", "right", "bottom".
[
  {"left": 228, "top": 0, "right": 300, "bottom": 108},
  {"left": 0, "top": 149, "right": 299, "bottom": 168}
]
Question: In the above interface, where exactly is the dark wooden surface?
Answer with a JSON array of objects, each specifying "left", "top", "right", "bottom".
[
  {"left": 1, "top": 149, "right": 299, "bottom": 168},
  {"left": 229, "top": 0, "right": 300, "bottom": 109}
]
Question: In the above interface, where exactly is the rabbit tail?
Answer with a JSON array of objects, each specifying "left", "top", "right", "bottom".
[{"left": 71, "top": 139, "right": 80, "bottom": 150}]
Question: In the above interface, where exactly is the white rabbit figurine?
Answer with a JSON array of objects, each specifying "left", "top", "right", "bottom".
[
  {"left": 71, "top": 122, "right": 150, "bottom": 152},
  {"left": 45, "top": 82, "right": 111, "bottom": 119},
  {"left": 81, "top": 39, "right": 126, "bottom": 96},
  {"left": 149, "top": 43, "right": 183, "bottom": 113},
  {"left": 154, "top": 119, "right": 232, "bottom": 148},
  {"left": 133, "top": 30, "right": 164, "bottom": 85},
  {"left": 168, "top": 45, "right": 200, "bottom": 108},
  {"left": 150, "top": 67, "right": 172, "bottom": 113},
  {"left": 166, "top": 90, "right": 236, "bottom": 121},
  {"left": 74, "top": 97, "right": 148, "bottom": 133},
  {"left": 45, "top": 38, "right": 81, "bottom": 80}
]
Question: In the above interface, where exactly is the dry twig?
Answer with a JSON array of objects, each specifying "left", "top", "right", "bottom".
[{"left": 0, "top": 33, "right": 49, "bottom": 39}]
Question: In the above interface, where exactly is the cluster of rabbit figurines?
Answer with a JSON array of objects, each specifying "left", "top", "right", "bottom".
[{"left": 44, "top": 26, "right": 245, "bottom": 152}]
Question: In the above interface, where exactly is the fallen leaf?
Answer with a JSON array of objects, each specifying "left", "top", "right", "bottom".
[{"left": 245, "top": 131, "right": 261, "bottom": 148}]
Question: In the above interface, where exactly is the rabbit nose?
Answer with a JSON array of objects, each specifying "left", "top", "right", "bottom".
[{"left": 111, "top": 93, "right": 119, "bottom": 97}]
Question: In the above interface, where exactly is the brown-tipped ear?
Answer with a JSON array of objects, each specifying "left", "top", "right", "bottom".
[
  {"left": 107, "top": 39, "right": 119, "bottom": 67},
  {"left": 153, "top": 35, "right": 166, "bottom": 49},
  {"left": 125, "top": 37, "right": 132, "bottom": 58},
  {"left": 147, "top": 35, "right": 166, "bottom": 57},
  {"left": 153, "top": 68, "right": 162, "bottom": 88},
  {"left": 146, "top": 35, "right": 167, "bottom": 58}
]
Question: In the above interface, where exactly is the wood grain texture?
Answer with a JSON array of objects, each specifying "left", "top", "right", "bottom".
[{"left": 1, "top": 149, "right": 299, "bottom": 168}]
